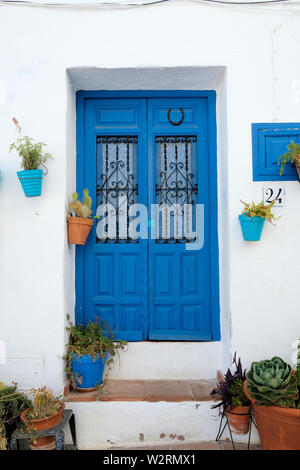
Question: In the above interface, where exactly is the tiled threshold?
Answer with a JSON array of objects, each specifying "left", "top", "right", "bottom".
[{"left": 64, "top": 379, "right": 218, "bottom": 403}]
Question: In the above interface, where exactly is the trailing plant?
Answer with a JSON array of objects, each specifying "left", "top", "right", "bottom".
[
  {"left": 68, "top": 189, "right": 93, "bottom": 219},
  {"left": 64, "top": 319, "right": 127, "bottom": 389},
  {"left": 246, "top": 357, "right": 299, "bottom": 408},
  {"left": 0, "top": 420, "right": 6, "bottom": 451},
  {"left": 240, "top": 199, "right": 279, "bottom": 225},
  {"left": 278, "top": 141, "right": 300, "bottom": 176},
  {"left": 26, "top": 387, "right": 62, "bottom": 420},
  {"left": 0, "top": 382, "right": 31, "bottom": 449},
  {"left": 211, "top": 353, "right": 250, "bottom": 411},
  {"left": 9, "top": 118, "right": 53, "bottom": 171},
  {"left": 297, "top": 340, "right": 300, "bottom": 388}
]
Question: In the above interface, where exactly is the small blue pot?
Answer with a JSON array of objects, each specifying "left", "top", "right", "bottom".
[
  {"left": 71, "top": 354, "right": 108, "bottom": 390},
  {"left": 17, "top": 169, "right": 43, "bottom": 197},
  {"left": 239, "top": 214, "right": 266, "bottom": 241}
]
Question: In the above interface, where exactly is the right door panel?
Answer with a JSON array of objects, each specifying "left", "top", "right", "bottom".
[{"left": 147, "top": 98, "right": 212, "bottom": 340}]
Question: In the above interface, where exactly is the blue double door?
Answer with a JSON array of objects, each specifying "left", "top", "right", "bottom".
[{"left": 77, "top": 96, "right": 218, "bottom": 341}]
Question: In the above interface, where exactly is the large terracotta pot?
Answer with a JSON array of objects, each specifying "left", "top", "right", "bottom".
[
  {"left": 21, "top": 402, "right": 65, "bottom": 450},
  {"left": 68, "top": 217, "right": 93, "bottom": 245},
  {"left": 244, "top": 380, "right": 300, "bottom": 450},
  {"left": 225, "top": 406, "right": 251, "bottom": 434}
]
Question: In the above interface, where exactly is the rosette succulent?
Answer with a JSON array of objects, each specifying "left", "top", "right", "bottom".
[{"left": 247, "top": 356, "right": 299, "bottom": 408}]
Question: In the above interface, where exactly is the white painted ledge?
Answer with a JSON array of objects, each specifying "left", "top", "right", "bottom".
[{"left": 105, "top": 341, "right": 222, "bottom": 380}]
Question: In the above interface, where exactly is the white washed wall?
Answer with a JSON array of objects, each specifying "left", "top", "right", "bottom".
[{"left": 0, "top": 1, "right": 300, "bottom": 393}]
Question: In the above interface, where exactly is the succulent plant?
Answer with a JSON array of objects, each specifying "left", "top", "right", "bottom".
[
  {"left": 28, "top": 387, "right": 62, "bottom": 420},
  {"left": 69, "top": 189, "right": 92, "bottom": 219},
  {"left": 211, "top": 353, "right": 250, "bottom": 410},
  {"left": 246, "top": 356, "right": 299, "bottom": 408}
]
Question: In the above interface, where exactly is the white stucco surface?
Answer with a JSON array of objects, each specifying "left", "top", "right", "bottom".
[
  {"left": 0, "top": 0, "right": 300, "bottom": 397},
  {"left": 65, "top": 400, "right": 259, "bottom": 449}
]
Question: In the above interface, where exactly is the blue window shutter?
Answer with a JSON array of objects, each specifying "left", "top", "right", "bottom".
[{"left": 252, "top": 123, "right": 300, "bottom": 181}]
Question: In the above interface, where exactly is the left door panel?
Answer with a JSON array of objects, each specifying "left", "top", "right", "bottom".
[{"left": 76, "top": 98, "right": 148, "bottom": 340}]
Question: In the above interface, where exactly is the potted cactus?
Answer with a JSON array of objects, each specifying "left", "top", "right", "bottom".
[
  {"left": 67, "top": 189, "right": 94, "bottom": 245},
  {"left": 211, "top": 354, "right": 251, "bottom": 434},
  {"left": 10, "top": 118, "right": 53, "bottom": 197},
  {"left": 239, "top": 199, "right": 278, "bottom": 241},
  {"left": 20, "top": 387, "right": 64, "bottom": 450},
  {"left": 278, "top": 141, "right": 300, "bottom": 181},
  {"left": 244, "top": 352, "right": 300, "bottom": 450}
]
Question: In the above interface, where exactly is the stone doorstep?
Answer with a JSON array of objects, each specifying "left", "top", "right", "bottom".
[{"left": 64, "top": 379, "right": 219, "bottom": 403}]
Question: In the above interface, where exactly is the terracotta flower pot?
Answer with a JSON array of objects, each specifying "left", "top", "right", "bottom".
[
  {"left": 225, "top": 406, "right": 251, "bottom": 434},
  {"left": 68, "top": 217, "right": 94, "bottom": 245},
  {"left": 244, "top": 380, "right": 300, "bottom": 450},
  {"left": 21, "top": 402, "right": 65, "bottom": 450}
]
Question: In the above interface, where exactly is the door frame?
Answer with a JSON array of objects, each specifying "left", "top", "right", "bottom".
[{"left": 75, "top": 90, "right": 220, "bottom": 341}]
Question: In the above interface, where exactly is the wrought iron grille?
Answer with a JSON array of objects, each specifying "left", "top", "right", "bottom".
[
  {"left": 96, "top": 136, "right": 138, "bottom": 243},
  {"left": 155, "top": 136, "right": 198, "bottom": 243}
]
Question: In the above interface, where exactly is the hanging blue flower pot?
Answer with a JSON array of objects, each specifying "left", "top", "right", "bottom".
[
  {"left": 71, "top": 354, "right": 108, "bottom": 390},
  {"left": 239, "top": 214, "right": 266, "bottom": 241},
  {"left": 17, "top": 169, "right": 43, "bottom": 197}
]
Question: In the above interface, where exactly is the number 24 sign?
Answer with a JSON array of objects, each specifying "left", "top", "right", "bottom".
[{"left": 263, "top": 186, "right": 286, "bottom": 207}]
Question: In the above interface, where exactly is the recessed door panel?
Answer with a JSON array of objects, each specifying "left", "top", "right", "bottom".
[{"left": 76, "top": 95, "right": 218, "bottom": 341}]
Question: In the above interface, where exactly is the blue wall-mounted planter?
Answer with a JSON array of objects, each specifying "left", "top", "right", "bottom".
[
  {"left": 239, "top": 214, "right": 266, "bottom": 241},
  {"left": 17, "top": 169, "right": 43, "bottom": 197},
  {"left": 71, "top": 354, "right": 108, "bottom": 390}
]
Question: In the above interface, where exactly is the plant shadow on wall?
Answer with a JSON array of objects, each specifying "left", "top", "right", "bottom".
[
  {"left": 64, "top": 316, "right": 127, "bottom": 393},
  {"left": 211, "top": 354, "right": 251, "bottom": 435},
  {"left": 9, "top": 118, "right": 53, "bottom": 197},
  {"left": 238, "top": 199, "right": 279, "bottom": 241},
  {"left": 244, "top": 341, "right": 300, "bottom": 450}
]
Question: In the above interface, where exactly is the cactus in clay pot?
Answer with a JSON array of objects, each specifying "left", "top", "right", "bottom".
[
  {"left": 28, "top": 387, "right": 62, "bottom": 420},
  {"left": 69, "top": 189, "right": 92, "bottom": 219},
  {"left": 67, "top": 188, "right": 95, "bottom": 245}
]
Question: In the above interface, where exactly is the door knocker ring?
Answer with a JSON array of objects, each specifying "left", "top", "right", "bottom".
[{"left": 167, "top": 108, "right": 185, "bottom": 126}]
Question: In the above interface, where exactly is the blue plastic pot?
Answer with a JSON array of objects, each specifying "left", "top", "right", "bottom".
[
  {"left": 71, "top": 354, "right": 108, "bottom": 390},
  {"left": 17, "top": 169, "right": 43, "bottom": 197},
  {"left": 239, "top": 214, "right": 266, "bottom": 241}
]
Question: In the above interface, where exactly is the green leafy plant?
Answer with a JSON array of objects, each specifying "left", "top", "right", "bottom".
[
  {"left": 211, "top": 353, "right": 250, "bottom": 411},
  {"left": 297, "top": 340, "right": 300, "bottom": 388},
  {"left": 64, "top": 320, "right": 127, "bottom": 389},
  {"left": 231, "top": 380, "right": 249, "bottom": 407},
  {"left": 278, "top": 141, "right": 300, "bottom": 176},
  {"left": 68, "top": 189, "right": 93, "bottom": 219},
  {"left": 9, "top": 118, "right": 53, "bottom": 171},
  {"left": 26, "top": 387, "right": 62, "bottom": 421},
  {"left": 241, "top": 199, "right": 279, "bottom": 225},
  {"left": 0, "top": 382, "right": 31, "bottom": 449},
  {"left": 246, "top": 357, "right": 299, "bottom": 408}
]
